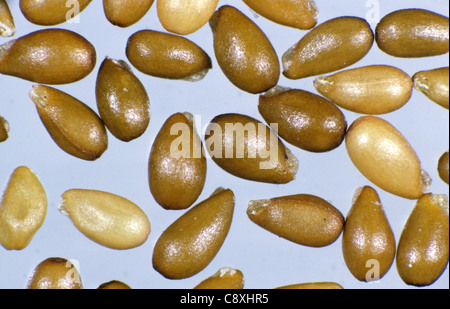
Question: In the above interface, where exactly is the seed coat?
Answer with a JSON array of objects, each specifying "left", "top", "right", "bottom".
[
  {"left": 438, "top": 151, "right": 449, "bottom": 185},
  {"left": 26, "top": 257, "right": 83, "bottom": 289},
  {"left": 194, "top": 267, "right": 244, "bottom": 289},
  {"left": 103, "top": 0, "right": 154, "bottom": 27},
  {"left": 0, "top": 115, "right": 9, "bottom": 142},
  {"left": 0, "top": 0, "right": 15, "bottom": 37},
  {"left": 20, "top": 0, "right": 92, "bottom": 25},
  {"left": 413, "top": 67, "right": 449, "bottom": 109}
]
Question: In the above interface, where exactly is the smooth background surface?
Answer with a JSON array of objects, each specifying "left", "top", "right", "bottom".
[{"left": 0, "top": 0, "right": 449, "bottom": 289}]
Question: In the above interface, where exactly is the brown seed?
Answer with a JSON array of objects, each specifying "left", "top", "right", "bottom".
[
  {"left": 96, "top": 57, "right": 150, "bottom": 142},
  {"left": 205, "top": 113, "right": 299, "bottom": 184},
  {"left": 210, "top": 5, "right": 280, "bottom": 94},
  {"left": 275, "top": 282, "right": 344, "bottom": 289},
  {"left": 103, "top": 0, "right": 154, "bottom": 27},
  {"left": 29, "top": 85, "right": 108, "bottom": 161},
  {"left": 0, "top": 115, "right": 9, "bottom": 142},
  {"left": 20, "top": 0, "right": 92, "bottom": 25},
  {"left": 413, "top": 67, "right": 449, "bottom": 109},
  {"left": 242, "top": 0, "right": 318, "bottom": 30},
  {"left": 258, "top": 87, "right": 347, "bottom": 152},
  {"left": 345, "top": 116, "right": 430, "bottom": 199},
  {"left": 314, "top": 65, "right": 413, "bottom": 115},
  {"left": 342, "top": 186, "right": 396, "bottom": 282},
  {"left": 283, "top": 16, "right": 373, "bottom": 79},
  {"left": 194, "top": 267, "right": 244, "bottom": 289},
  {"left": 375, "top": 9, "right": 449, "bottom": 58},
  {"left": 247, "top": 194, "right": 344, "bottom": 247},
  {"left": 26, "top": 257, "right": 83, "bottom": 289},
  {"left": 149, "top": 112, "right": 207, "bottom": 210},
  {"left": 438, "top": 151, "right": 449, "bottom": 185},
  {"left": 97, "top": 280, "right": 132, "bottom": 289},
  {"left": 126, "top": 30, "right": 212, "bottom": 81},
  {"left": 396, "top": 194, "right": 449, "bottom": 287},
  {"left": 152, "top": 188, "right": 235, "bottom": 279},
  {"left": 0, "top": 0, "right": 15, "bottom": 37},
  {"left": 0, "top": 166, "right": 47, "bottom": 250},
  {"left": 0, "top": 29, "right": 96, "bottom": 84}
]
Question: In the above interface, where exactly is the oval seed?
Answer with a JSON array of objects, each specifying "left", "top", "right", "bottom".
[
  {"left": 247, "top": 194, "right": 344, "bottom": 247},
  {"left": 157, "top": 0, "right": 219, "bottom": 35},
  {"left": 314, "top": 65, "right": 413, "bottom": 115},
  {"left": 126, "top": 30, "right": 212, "bottom": 81},
  {"left": 0, "top": 0, "right": 15, "bottom": 37},
  {"left": 258, "top": 87, "right": 347, "bottom": 152},
  {"left": 413, "top": 67, "right": 449, "bottom": 109},
  {"left": 59, "top": 189, "right": 151, "bottom": 250},
  {"left": 210, "top": 5, "right": 280, "bottom": 94},
  {"left": 96, "top": 57, "right": 150, "bottom": 142},
  {"left": 342, "top": 186, "right": 395, "bottom": 282},
  {"left": 375, "top": 9, "right": 449, "bottom": 58},
  {"left": 97, "top": 280, "right": 132, "bottom": 289},
  {"left": 194, "top": 267, "right": 244, "bottom": 289},
  {"left": 205, "top": 113, "right": 299, "bottom": 184},
  {"left": 283, "top": 16, "right": 373, "bottom": 79},
  {"left": 29, "top": 85, "right": 108, "bottom": 161},
  {"left": 438, "top": 151, "right": 449, "bottom": 185},
  {"left": 345, "top": 116, "right": 430, "bottom": 199},
  {"left": 275, "top": 282, "right": 344, "bottom": 289},
  {"left": 20, "top": 0, "right": 92, "bottom": 25},
  {"left": 103, "top": 0, "right": 154, "bottom": 27},
  {"left": 0, "top": 29, "right": 96, "bottom": 84},
  {"left": 242, "top": 0, "right": 318, "bottom": 30},
  {"left": 0, "top": 115, "right": 9, "bottom": 142},
  {"left": 26, "top": 257, "right": 83, "bottom": 289},
  {"left": 396, "top": 194, "right": 449, "bottom": 287},
  {"left": 0, "top": 166, "right": 47, "bottom": 250},
  {"left": 149, "top": 112, "right": 207, "bottom": 210},
  {"left": 152, "top": 188, "right": 235, "bottom": 279}
]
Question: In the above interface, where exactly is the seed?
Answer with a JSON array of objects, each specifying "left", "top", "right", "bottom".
[
  {"left": 258, "top": 87, "right": 347, "bottom": 152},
  {"left": 149, "top": 112, "right": 207, "bottom": 210},
  {"left": 194, "top": 267, "right": 244, "bottom": 289},
  {"left": 20, "top": 0, "right": 92, "bottom": 25},
  {"left": 282, "top": 16, "right": 373, "bottom": 79},
  {"left": 205, "top": 113, "right": 298, "bottom": 184},
  {"left": 59, "top": 189, "right": 151, "bottom": 250},
  {"left": 438, "top": 151, "right": 449, "bottom": 185},
  {"left": 342, "top": 186, "right": 395, "bottom": 282},
  {"left": 97, "top": 280, "right": 132, "bottom": 289},
  {"left": 375, "top": 9, "right": 449, "bottom": 58},
  {"left": 29, "top": 85, "right": 108, "bottom": 161},
  {"left": 275, "top": 282, "right": 344, "bottom": 289},
  {"left": 157, "top": 0, "right": 219, "bottom": 35},
  {"left": 314, "top": 65, "right": 413, "bottom": 115},
  {"left": 152, "top": 188, "right": 235, "bottom": 279},
  {"left": 26, "top": 257, "right": 83, "bottom": 289},
  {"left": 413, "top": 67, "right": 449, "bottom": 109},
  {"left": 345, "top": 116, "right": 430, "bottom": 199},
  {"left": 210, "top": 5, "right": 280, "bottom": 94},
  {"left": 242, "top": 0, "right": 318, "bottom": 30},
  {"left": 0, "top": 29, "right": 96, "bottom": 84},
  {"left": 247, "top": 194, "right": 344, "bottom": 247},
  {"left": 396, "top": 194, "right": 449, "bottom": 287},
  {"left": 103, "top": 0, "right": 154, "bottom": 27},
  {"left": 0, "top": 115, "right": 9, "bottom": 142},
  {"left": 0, "top": 0, "right": 15, "bottom": 37},
  {"left": 96, "top": 57, "right": 150, "bottom": 142},
  {"left": 126, "top": 30, "right": 212, "bottom": 81},
  {"left": 0, "top": 166, "right": 47, "bottom": 250}
]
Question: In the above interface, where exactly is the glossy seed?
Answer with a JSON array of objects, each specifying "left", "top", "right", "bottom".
[
  {"left": 396, "top": 194, "right": 449, "bottom": 287},
  {"left": 149, "top": 112, "right": 207, "bottom": 210},
  {"left": 242, "top": 0, "right": 318, "bottom": 30},
  {"left": 20, "top": 0, "right": 92, "bottom": 25},
  {"left": 29, "top": 85, "right": 108, "bottom": 161},
  {"left": 59, "top": 189, "right": 151, "bottom": 250},
  {"left": 342, "top": 186, "right": 395, "bottom": 282},
  {"left": 438, "top": 151, "right": 449, "bottom": 185},
  {"left": 103, "top": 0, "right": 154, "bottom": 27},
  {"left": 96, "top": 57, "right": 150, "bottom": 142},
  {"left": 0, "top": 29, "right": 96, "bottom": 84},
  {"left": 314, "top": 65, "right": 413, "bottom": 115},
  {"left": 413, "top": 67, "right": 449, "bottom": 109},
  {"left": 194, "top": 267, "right": 244, "bottom": 289},
  {"left": 375, "top": 9, "right": 449, "bottom": 58},
  {"left": 205, "top": 113, "right": 298, "bottom": 184},
  {"left": 283, "top": 16, "right": 373, "bottom": 79},
  {"left": 97, "top": 280, "right": 132, "bottom": 289},
  {"left": 258, "top": 87, "right": 347, "bottom": 152},
  {"left": 157, "top": 0, "right": 219, "bottom": 35},
  {"left": 0, "top": 115, "right": 9, "bottom": 142},
  {"left": 210, "top": 5, "right": 280, "bottom": 94},
  {"left": 247, "top": 194, "right": 344, "bottom": 247},
  {"left": 345, "top": 116, "right": 430, "bottom": 199},
  {"left": 275, "top": 282, "right": 344, "bottom": 289},
  {"left": 126, "top": 30, "right": 212, "bottom": 81},
  {"left": 152, "top": 188, "right": 235, "bottom": 279},
  {"left": 0, "top": 166, "right": 47, "bottom": 250},
  {"left": 0, "top": 0, "right": 15, "bottom": 37},
  {"left": 26, "top": 257, "right": 83, "bottom": 289}
]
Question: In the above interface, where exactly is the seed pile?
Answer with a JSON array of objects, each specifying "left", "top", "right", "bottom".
[{"left": 0, "top": 0, "right": 449, "bottom": 289}]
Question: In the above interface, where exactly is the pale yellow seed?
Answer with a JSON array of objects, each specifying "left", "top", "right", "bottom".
[
  {"left": 0, "top": 0, "right": 15, "bottom": 37},
  {"left": 413, "top": 67, "right": 449, "bottom": 109},
  {"left": 194, "top": 267, "right": 244, "bottom": 289},
  {"left": 26, "top": 257, "right": 83, "bottom": 289}
]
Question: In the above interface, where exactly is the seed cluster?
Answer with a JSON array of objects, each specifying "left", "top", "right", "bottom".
[{"left": 0, "top": 0, "right": 449, "bottom": 289}]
